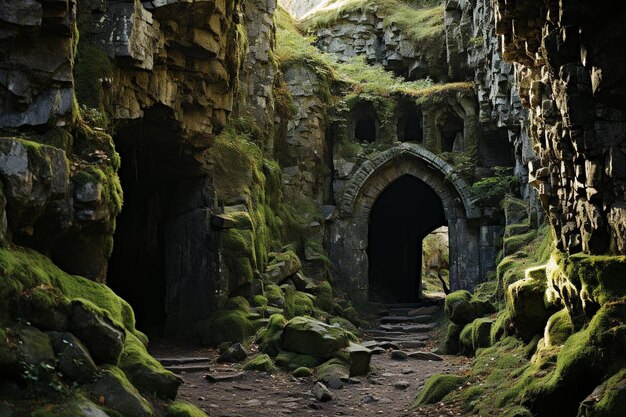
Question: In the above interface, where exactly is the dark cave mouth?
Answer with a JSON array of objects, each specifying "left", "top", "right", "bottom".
[{"left": 368, "top": 175, "right": 446, "bottom": 304}]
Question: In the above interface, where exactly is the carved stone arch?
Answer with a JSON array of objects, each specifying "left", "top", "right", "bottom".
[{"left": 329, "top": 143, "right": 482, "bottom": 302}]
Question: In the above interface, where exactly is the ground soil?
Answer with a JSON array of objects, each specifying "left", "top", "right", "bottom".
[{"left": 150, "top": 330, "right": 472, "bottom": 417}]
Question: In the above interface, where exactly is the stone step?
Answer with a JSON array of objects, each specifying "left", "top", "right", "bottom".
[
  {"left": 156, "top": 357, "right": 211, "bottom": 366},
  {"left": 364, "top": 329, "right": 430, "bottom": 338},
  {"left": 165, "top": 364, "right": 211, "bottom": 374},
  {"left": 380, "top": 315, "right": 435, "bottom": 324},
  {"left": 377, "top": 323, "right": 437, "bottom": 333},
  {"left": 407, "top": 305, "right": 442, "bottom": 317}
]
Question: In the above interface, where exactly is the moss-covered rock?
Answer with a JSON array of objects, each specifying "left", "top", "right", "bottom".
[
  {"left": 578, "top": 368, "right": 626, "bottom": 417},
  {"left": 251, "top": 295, "right": 268, "bottom": 308},
  {"left": 166, "top": 401, "right": 209, "bottom": 417},
  {"left": 543, "top": 309, "right": 574, "bottom": 348},
  {"left": 315, "top": 358, "right": 350, "bottom": 383},
  {"left": 264, "top": 250, "right": 301, "bottom": 284},
  {"left": 283, "top": 289, "right": 314, "bottom": 319},
  {"left": 507, "top": 276, "right": 551, "bottom": 342},
  {"left": 243, "top": 354, "right": 277, "bottom": 373},
  {"left": 265, "top": 284, "right": 285, "bottom": 307},
  {"left": 443, "top": 322, "right": 462, "bottom": 354},
  {"left": 329, "top": 317, "right": 359, "bottom": 335},
  {"left": 413, "top": 374, "right": 466, "bottom": 406},
  {"left": 459, "top": 323, "right": 474, "bottom": 356},
  {"left": 471, "top": 318, "right": 494, "bottom": 350},
  {"left": 445, "top": 290, "right": 495, "bottom": 325},
  {"left": 86, "top": 366, "right": 153, "bottom": 417},
  {"left": 282, "top": 316, "right": 350, "bottom": 359},
  {"left": 490, "top": 311, "right": 512, "bottom": 345},
  {"left": 314, "top": 281, "right": 334, "bottom": 313},
  {"left": 342, "top": 342, "right": 372, "bottom": 376},
  {"left": 224, "top": 296, "right": 252, "bottom": 313},
  {"left": 49, "top": 332, "right": 98, "bottom": 384},
  {"left": 292, "top": 366, "right": 313, "bottom": 377},
  {"left": 257, "top": 313, "right": 287, "bottom": 356},
  {"left": 275, "top": 350, "right": 321, "bottom": 370},
  {"left": 120, "top": 333, "right": 181, "bottom": 400},
  {"left": 194, "top": 310, "right": 256, "bottom": 346}
]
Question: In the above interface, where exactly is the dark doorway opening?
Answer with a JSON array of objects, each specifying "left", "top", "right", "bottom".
[
  {"left": 439, "top": 112, "right": 464, "bottom": 152},
  {"left": 397, "top": 104, "right": 423, "bottom": 142},
  {"left": 368, "top": 175, "right": 446, "bottom": 303},
  {"left": 355, "top": 117, "right": 377, "bottom": 143}
]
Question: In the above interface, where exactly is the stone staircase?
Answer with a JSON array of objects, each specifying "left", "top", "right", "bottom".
[
  {"left": 362, "top": 300, "right": 444, "bottom": 351},
  {"left": 156, "top": 356, "right": 212, "bottom": 374}
]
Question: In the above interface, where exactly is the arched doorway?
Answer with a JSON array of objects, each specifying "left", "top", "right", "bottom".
[
  {"left": 368, "top": 175, "right": 446, "bottom": 303},
  {"left": 355, "top": 117, "right": 377, "bottom": 143}
]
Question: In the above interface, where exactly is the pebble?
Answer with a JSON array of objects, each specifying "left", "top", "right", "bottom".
[
  {"left": 394, "top": 380, "right": 411, "bottom": 390},
  {"left": 391, "top": 350, "right": 408, "bottom": 360}
]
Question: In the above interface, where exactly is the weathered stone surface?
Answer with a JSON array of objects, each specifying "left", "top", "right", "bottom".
[
  {"left": 217, "top": 342, "right": 248, "bottom": 363},
  {"left": 282, "top": 317, "right": 350, "bottom": 359},
  {"left": 70, "top": 301, "right": 126, "bottom": 365},
  {"left": 312, "top": 381, "right": 333, "bottom": 402},
  {"left": 49, "top": 332, "right": 98, "bottom": 383},
  {"left": 342, "top": 342, "right": 372, "bottom": 376},
  {"left": 87, "top": 367, "right": 153, "bottom": 417}
]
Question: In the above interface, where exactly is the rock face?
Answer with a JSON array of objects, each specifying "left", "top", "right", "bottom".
[
  {"left": 310, "top": 4, "right": 447, "bottom": 81},
  {"left": 493, "top": 0, "right": 626, "bottom": 255}
]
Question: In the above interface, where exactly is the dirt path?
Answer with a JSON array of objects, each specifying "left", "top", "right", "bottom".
[{"left": 150, "top": 333, "right": 471, "bottom": 417}]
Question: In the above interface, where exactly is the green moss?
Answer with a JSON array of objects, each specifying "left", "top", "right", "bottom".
[
  {"left": 470, "top": 176, "right": 520, "bottom": 207},
  {"left": 490, "top": 311, "right": 512, "bottom": 345},
  {"left": 443, "top": 322, "right": 462, "bottom": 354},
  {"left": 543, "top": 308, "right": 573, "bottom": 347},
  {"left": 265, "top": 284, "right": 285, "bottom": 307},
  {"left": 257, "top": 314, "right": 287, "bottom": 356},
  {"left": 314, "top": 281, "right": 335, "bottom": 313},
  {"left": 329, "top": 317, "right": 359, "bottom": 335},
  {"left": 166, "top": 401, "right": 209, "bottom": 417},
  {"left": 445, "top": 290, "right": 495, "bottom": 325},
  {"left": 251, "top": 295, "right": 268, "bottom": 308},
  {"left": 194, "top": 310, "right": 256, "bottom": 346},
  {"left": 503, "top": 230, "right": 538, "bottom": 257},
  {"left": 506, "top": 275, "right": 551, "bottom": 343},
  {"left": 413, "top": 373, "right": 466, "bottom": 406},
  {"left": 243, "top": 354, "right": 277, "bottom": 373},
  {"left": 579, "top": 368, "right": 626, "bottom": 417},
  {"left": 0, "top": 248, "right": 136, "bottom": 332},
  {"left": 292, "top": 366, "right": 313, "bottom": 377},
  {"left": 459, "top": 323, "right": 474, "bottom": 356},
  {"left": 275, "top": 350, "right": 321, "bottom": 370},
  {"left": 284, "top": 290, "right": 314, "bottom": 319},
  {"left": 505, "top": 222, "right": 531, "bottom": 238},
  {"left": 224, "top": 296, "right": 252, "bottom": 313},
  {"left": 74, "top": 43, "right": 113, "bottom": 110}
]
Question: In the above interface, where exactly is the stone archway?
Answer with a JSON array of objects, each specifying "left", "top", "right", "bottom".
[{"left": 329, "top": 143, "right": 481, "bottom": 302}]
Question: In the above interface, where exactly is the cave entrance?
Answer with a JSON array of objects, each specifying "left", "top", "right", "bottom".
[
  {"left": 106, "top": 134, "right": 170, "bottom": 335},
  {"left": 355, "top": 117, "right": 377, "bottom": 143},
  {"left": 368, "top": 175, "right": 446, "bottom": 303},
  {"left": 439, "top": 112, "right": 464, "bottom": 152}
]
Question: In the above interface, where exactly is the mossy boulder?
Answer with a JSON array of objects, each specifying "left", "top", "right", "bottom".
[
  {"left": 314, "top": 281, "right": 334, "bottom": 313},
  {"left": 543, "top": 309, "right": 574, "bottom": 347},
  {"left": 224, "top": 296, "right": 252, "bottom": 312},
  {"left": 282, "top": 316, "right": 350, "bottom": 359},
  {"left": 490, "top": 311, "right": 513, "bottom": 345},
  {"left": 166, "top": 401, "right": 209, "bottom": 417},
  {"left": 251, "top": 295, "right": 268, "bottom": 308},
  {"left": 264, "top": 250, "right": 301, "bottom": 284},
  {"left": 195, "top": 310, "right": 256, "bottom": 346},
  {"left": 86, "top": 366, "right": 153, "bottom": 417},
  {"left": 257, "top": 314, "right": 287, "bottom": 356},
  {"left": 283, "top": 289, "right": 314, "bottom": 319},
  {"left": 329, "top": 317, "right": 359, "bottom": 335},
  {"left": 30, "top": 396, "right": 110, "bottom": 417},
  {"left": 69, "top": 300, "right": 126, "bottom": 365},
  {"left": 445, "top": 290, "right": 495, "bottom": 325},
  {"left": 578, "top": 368, "right": 626, "bottom": 417},
  {"left": 16, "top": 284, "right": 69, "bottom": 331},
  {"left": 443, "top": 322, "right": 462, "bottom": 354},
  {"left": 16, "top": 326, "right": 55, "bottom": 368},
  {"left": 292, "top": 367, "right": 313, "bottom": 377},
  {"left": 315, "top": 358, "right": 350, "bottom": 384},
  {"left": 275, "top": 350, "right": 321, "bottom": 370},
  {"left": 459, "top": 323, "right": 474, "bottom": 356},
  {"left": 507, "top": 277, "right": 551, "bottom": 342},
  {"left": 243, "top": 354, "right": 277, "bottom": 373},
  {"left": 265, "top": 284, "right": 285, "bottom": 307},
  {"left": 413, "top": 374, "right": 466, "bottom": 406}
]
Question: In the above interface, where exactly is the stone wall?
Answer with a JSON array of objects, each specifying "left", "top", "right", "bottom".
[{"left": 494, "top": 0, "right": 626, "bottom": 255}]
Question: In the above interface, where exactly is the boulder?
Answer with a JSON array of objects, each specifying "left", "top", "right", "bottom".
[
  {"left": 243, "top": 354, "right": 277, "bottom": 373},
  {"left": 49, "top": 332, "right": 98, "bottom": 383},
  {"left": 166, "top": 401, "right": 209, "bottom": 417},
  {"left": 544, "top": 309, "right": 574, "bottom": 347},
  {"left": 281, "top": 316, "right": 350, "bottom": 359},
  {"left": 292, "top": 367, "right": 312, "bottom": 377},
  {"left": 30, "top": 397, "right": 110, "bottom": 417},
  {"left": 275, "top": 350, "right": 321, "bottom": 370},
  {"left": 87, "top": 366, "right": 153, "bottom": 417},
  {"left": 445, "top": 290, "right": 495, "bottom": 325},
  {"left": 413, "top": 374, "right": 466, "bottom": 406},
  {"left": 342, "top": 342, "right": 372, "bottom": 376},
  {"left": 70, "top": 301, "right": 125, "bottom": 365},
  {"left": 315, "top": 358, "right": 350, "bottom": 387},
  {"left": 16, "top": 326, "right": 55, "bottom": 367},
  {"left": 217, "top": 342, "right": 248, "bottom": 363},
  {"left": 312, "top": 382, "right": 333, "bottom": 402},
  {"left": 263, "top": 251, "right": 301, "bottom": 284},
  {"left": 507, "top": 278, "right": 551, "bottom": 342},
  {"left": 257, "top": 314, "right": 287, "bottom": 356}
]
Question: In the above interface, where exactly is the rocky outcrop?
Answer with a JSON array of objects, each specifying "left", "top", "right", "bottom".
[
  {"left": 310, "top": 4, "right": 448, "bottom": 81},
  {"left": 494, "top": 0, "right": 626, "bottom": 255}
]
